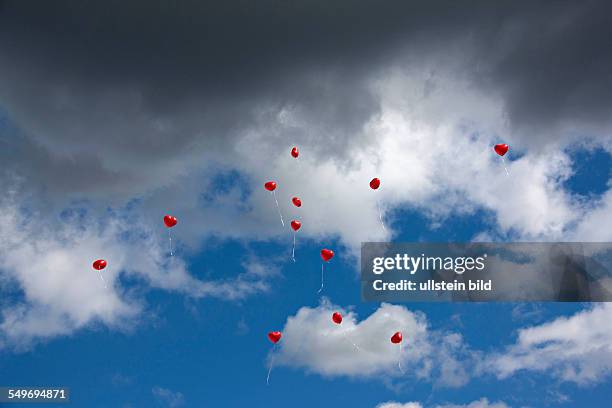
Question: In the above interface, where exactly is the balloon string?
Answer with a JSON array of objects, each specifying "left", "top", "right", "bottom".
[
  {"left": 273, "top": 190, "right": 285, "bottom": 227},
  {"left": 376, "top": 198, "right": 386, "bottom": 231},
  {"left": 342, "top": 331, "right": 361, "bottom": 351},
  {"left": 502, "top": 157, "right": 510, "bottom": 176},
  {"left": 266, "top": 344, "right": 277, "bottom": 386},
  {"left": 168, "top": 229, "right": 173, "bottom": 256},
  {"left": 317, "top": 263, "right": 324, "bottom": 294},
  {"left": 398, "top": 342, "right": 405, "bottom": 374},
  {"left": 291, "top": 232, "right": 296, "bottom": 262},
  {"left": 97, "top": 270, "right": 107, "bottom": 289}
]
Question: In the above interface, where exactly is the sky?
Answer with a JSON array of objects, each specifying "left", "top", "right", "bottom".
[{"left": 1, "top": 1, "right": 612, "bottom": 407}]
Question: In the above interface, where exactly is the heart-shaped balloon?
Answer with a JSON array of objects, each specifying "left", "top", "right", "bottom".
[
  {"left": 391, "top": 331, "right": 403, "bottom": 344},
  {"left": 92, "top": 259, "right": 107, "bottom": 270},
  {"left": 268, "top": 331, "right": 282, "bottom": 344},
  {"left": 290, "top": 220, "right": 301, "bottom": 231},
  {"left": 320, "top": 248, "right": 334, "bottom": 262},
  {"left": 264, "top": 181, "right": 277, "bottom": 191},
  {"left": 291, "top": 146, "right": 299, "bottom": 158},
  {"left": 494, "top": 144, "right": 509, "bottom": 156},
  {"left": 370, "top": 177, "right": 381, "bottom": 190},
  {"left": 164, "top": 215, "right": 178, "bottom": 228},
  {"left": 292, "top": 197, "right": 302, "bottom": 207},
  {"left": 332, "top": 312, "right": 343, "bottom": 324}
]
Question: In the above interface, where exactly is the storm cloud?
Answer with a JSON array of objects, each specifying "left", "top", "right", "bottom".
[{"left": 1, "top": 0, "right": 611, "bottom": 199}]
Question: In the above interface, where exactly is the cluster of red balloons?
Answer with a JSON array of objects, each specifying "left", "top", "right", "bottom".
[
  {"left": 92, "top": 141, "right": 507, "bottom": 271},
  {"left": 92, "top": 142, "right": 510, "bottom": 378},
  {"left": 265, "top": 147, "right": 396, "bottom": 368}
]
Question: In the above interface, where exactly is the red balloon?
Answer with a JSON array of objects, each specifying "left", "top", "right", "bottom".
[
  {"left": 292, "top": 197, "right": 302, "bottom": 207},
  {"left": 290, "top": 220, "right": 301, "bottom": 231},
  {"left": 494, "top": 144, "right": 509, "bottom": 157},
  {"left": 163, "top": 215, "right": 178, "bottom": 228},
  {"left": 391, "top": 331, "right": 403, "bottom": 344},
  {"left": 92, "top": 259, "right": 107, "bottom": 271},
  {"left": 370, "top": 177, "right": 381, "bottom": 190},
  {"left": 264, "top": 181, "right": 277, "bottom": 191},
  {"left": 291, "top": 147, "right": 299, "bottom": 158},
  {"left": 268, "top": 331, "right": 282, "bottom": 344},
  {"left": 332, "top": 312, "right": 343, "bottom": 325},
  {"left": 320, "top": 248, "right": 334, "bottom": 262}
]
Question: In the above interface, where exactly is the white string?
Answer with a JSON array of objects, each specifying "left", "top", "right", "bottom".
[
  {"left": 272, "top": 190, "right": 285, "bottom": 227},
  {"left": 96, "top": 270, "right": 107, "bottom": 289},
  {"left": 168, "top": 229, "right": 173, "bottom": 256},
  {"left": 502, "top": 157, "right": 510, "bottom": 176},
  {"left": 398, "top": 342, "right": 405, "bottom": 374},
  {"left": 291, "top": 232, "right": 296, "bottom": 262},
  {"left": 376, "top": 198, "right": 386, "bottom": 231},
  {"left": 266, "top": 344, "right": 277, "bottom": 385},
  {"left": 317, "top": 263, "right": 324, "bottom": 293}
]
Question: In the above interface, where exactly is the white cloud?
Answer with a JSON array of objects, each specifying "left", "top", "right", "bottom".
[
  {"left": 151, "top": 386, "right": 185, "bottom": 408},
  {"left": 376, "top": 398, "right": 509, "bottom": 408},
  {"left": 571, "top": 188, "right": 612, "bottom": 241},
  {"left": 273, "top": 298, "right": 612, "bottom": 389},
  {"left": 487, "top": 303, "right": 612, "bottom": 384},
  {"left": 0, "top": 192, "right": 277, "bottom": 348},
  {"left": 273, "top": 301, "right": 473, "bottom": 386}
]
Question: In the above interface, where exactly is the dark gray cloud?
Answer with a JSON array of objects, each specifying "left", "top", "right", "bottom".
[
  {"left": 477, "top": 1, "right": 612, "bottom": 140},
  {"left": 0, "top": 0, "right": 611, "bottom": 201}
]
